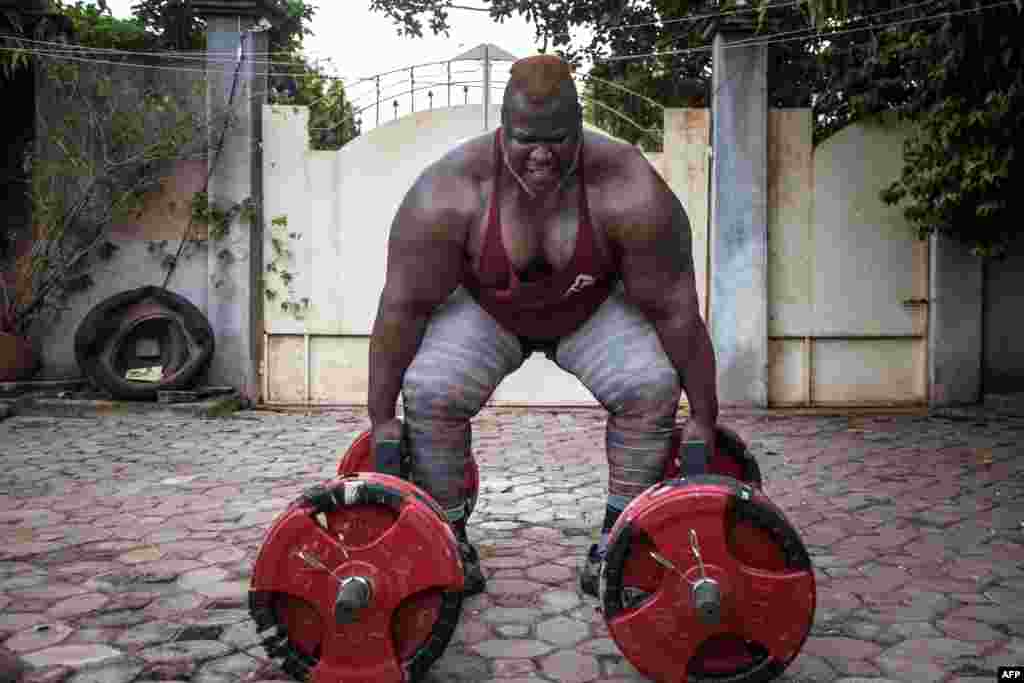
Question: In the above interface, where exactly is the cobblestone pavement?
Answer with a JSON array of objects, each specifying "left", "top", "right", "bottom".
[{"left": 1, "top": 407, "right": 1022, "bottom": 683}]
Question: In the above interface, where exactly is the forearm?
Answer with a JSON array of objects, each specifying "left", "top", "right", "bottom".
[
  {"left": 367, "top": 299, "right": 430, "bottom": 424},
  {"left": 654, "top": 312, "right": 719, "bottom": 428}
]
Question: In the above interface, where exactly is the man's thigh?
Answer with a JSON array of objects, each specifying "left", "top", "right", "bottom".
[
  {"left": 554, "top": 285, "right": 681, "bottom": 416},
  {"left": 402, "top": 287, "right": 525, "bottom": 420}
]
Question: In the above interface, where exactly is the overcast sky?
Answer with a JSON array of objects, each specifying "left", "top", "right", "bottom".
[{"left": 102, "top": 1, "right": 584, "bottom": 78}]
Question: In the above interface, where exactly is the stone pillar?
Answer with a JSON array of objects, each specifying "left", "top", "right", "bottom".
[
  {"left": 929, "top": 233, "right": 983, "bottom": 406},
  {"left": 195, "top": 5, "right": 269, "bottom": 403},
  {"left": 709, "top": 29, "right": 769, "bottom": 407}
]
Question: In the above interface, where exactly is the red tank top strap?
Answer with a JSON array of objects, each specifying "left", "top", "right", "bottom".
[
  {"left": 477, "top": 128, "right": 510, "bottom": 283},
  {"left": 563, "top": 136, "right": 609, "bottom": 274},
  {"left": 572, "top": 141, "right": 594, "bottom": 268}
]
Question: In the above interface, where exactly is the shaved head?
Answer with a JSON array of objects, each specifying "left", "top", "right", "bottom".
[
  {"left": 503, "top": 54, "right": 581, "bottom": 123},
  {"left": 507, "top": 54, "right": 575, "bottom": 102}
]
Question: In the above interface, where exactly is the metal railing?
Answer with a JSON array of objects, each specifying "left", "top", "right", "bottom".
[{"left": 304, "top": 55, "right": 665, "bottom": 150}]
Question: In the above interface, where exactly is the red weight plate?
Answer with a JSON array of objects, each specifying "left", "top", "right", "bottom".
[
  {"left": 273, "top": 596, "right": 322, "bottom": 661},
  {"left": 337, "top": 429, "right": 481, "bottom": 520},
  {"left": 250, "top": 474, "right": 465, "bottom": 683},
  {"left": 664, "top": 425, "right": 763, "bottom": 488},
  {"left": 393, "top": 590, "right": 444, "bottom": 661},
  {"left": 337, "top": 430, "right": 373, "bottom": 476},
  {"left": 601, "top": 477, "right": 815, "bottom": 683}
]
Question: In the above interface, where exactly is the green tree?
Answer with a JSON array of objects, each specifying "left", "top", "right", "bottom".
[
  {"left": 265, "top": 53, "right": 362, "bottom": 150},
  {"left": 813, "top": 1, "right": 1022, "bottom": 257},
  {"left": 128, "top": 0, "right": 314, "bottom": 53},
  {"left": 58, "top": 1, "right": 156, "bottom": 50}
]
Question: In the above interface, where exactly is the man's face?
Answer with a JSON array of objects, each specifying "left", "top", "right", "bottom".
[{"left": 502, "top": 91, "right": 582, "bottom": 196}]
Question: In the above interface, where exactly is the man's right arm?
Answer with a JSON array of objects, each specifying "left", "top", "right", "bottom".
[{"left": 367, "top": 167, "right": 472, "bottom": 429}]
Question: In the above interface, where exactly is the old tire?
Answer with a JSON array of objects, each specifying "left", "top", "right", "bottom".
[{"left": 74, "top": 286, "right": 214, "bottom": 400}]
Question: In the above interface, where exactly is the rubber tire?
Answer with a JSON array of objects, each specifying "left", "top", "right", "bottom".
[{"left": 74, "top": 286, "right": 214, "bottom": 401}]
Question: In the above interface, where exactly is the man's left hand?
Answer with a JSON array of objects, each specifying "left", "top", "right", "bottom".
[{"left": 680, "top": 417, "right": 717, "bottom": 466}]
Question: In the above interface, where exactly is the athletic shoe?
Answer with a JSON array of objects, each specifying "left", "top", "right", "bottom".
[
  {"left": 579, "top": 543, "right": 651, "bottom": 607},
  {"left": 455, "top": 529, "right": 486, "bottom": 596},
  {"left": 579, "top": 543, "right": 603, "bottom": 598}
]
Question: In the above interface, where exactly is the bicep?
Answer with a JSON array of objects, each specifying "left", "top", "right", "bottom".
[{"left": 381, "top": 170, "right": 471, "bottom": 314}]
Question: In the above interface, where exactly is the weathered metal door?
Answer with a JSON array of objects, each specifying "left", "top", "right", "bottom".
[{"left": 767, "top": 112, "right": 929, "bottom": 407}]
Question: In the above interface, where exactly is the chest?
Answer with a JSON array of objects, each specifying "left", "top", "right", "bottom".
[{"left": 467, "top": 181, "right": 611, "bottom": 280}]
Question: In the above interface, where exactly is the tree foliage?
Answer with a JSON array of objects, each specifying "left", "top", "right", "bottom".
[
  {"left": 268, "top": 54, "right": 362, "bottom": 150},
  {"left": 58, "top": 1, "right": 156, "bottom": 50},
  {"left": 128, "top": 0, "right": 315, "bottom": 53},
  {"left": 816, "top": 1, "right": 1022, "bottom": 257},
  {"left": 368, "top": 0, "right": 1023, "bottom": 255},
  {"left": 1, "top": 59, "right": 220, "bottom": 337},
  {"left": 124, "top": 1, "right": 360, "bottom": 149}
]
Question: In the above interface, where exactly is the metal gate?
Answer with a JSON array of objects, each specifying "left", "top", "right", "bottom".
[{"left": 767, "top": 111, "right": 928, "bottom": 407}]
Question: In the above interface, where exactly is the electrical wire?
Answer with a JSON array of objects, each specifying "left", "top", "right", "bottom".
[
  {"left": 533, "top": 0, "right": 804, "bottom": 42},
  {"left": 624, "top": 0, "right": 941, "bottom": 101},
  {"left": 596, "top": 0, "right": 1016, "bottom": 63},
  {"left": 1, "top": 35, "right": 519, "bottom": 89},
  {"left": 3, "top": 0, "right": 1014, "bottom": 133},
  {"left": 0, "top": 0, "right": 823, "bottom": 84},
  {"left": 719, "top": 0, "right": 945, "bottom": 50},
  {"left": 4, "top": 34, "right": 512, "bottom": 82},
  {"left": 6, "top": 2, "right": 799, "bottom": 63},
  {"left": 5, "top": 1, "right": 1014, "bottom": 80}
]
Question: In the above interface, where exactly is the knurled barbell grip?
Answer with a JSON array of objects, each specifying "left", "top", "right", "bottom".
[{"left": 681, "top": 440, "right": 709, "bottom": 477}]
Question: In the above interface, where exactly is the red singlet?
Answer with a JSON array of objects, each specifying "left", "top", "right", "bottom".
[{"left": 462, "top": 128, "right": 619, "bottom": 342}]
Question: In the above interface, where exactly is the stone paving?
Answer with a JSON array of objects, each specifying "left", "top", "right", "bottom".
[{"left": 1, "top": 406, "right": 1022, "bottom": 683}]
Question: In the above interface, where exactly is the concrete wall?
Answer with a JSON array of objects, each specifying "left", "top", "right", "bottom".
[
  {"left": 26, "top": 56, "right": 212, "bottom": 379},
  {"left": 35, "top": 161, "right": 210, "bottom": 379},
  {"left": 263, "top": 104, "right": 506, "bottom": 337},
  {"left": 929, "top": 233, "right": 984, "bottom": 405},
  {"left": 983, "top": 235, "right": 1024, "bottom": 395}
]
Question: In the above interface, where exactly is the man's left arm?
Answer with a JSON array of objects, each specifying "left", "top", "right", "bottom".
[{"left": 611, "top": 154, "right": 719, "bottom": 447}]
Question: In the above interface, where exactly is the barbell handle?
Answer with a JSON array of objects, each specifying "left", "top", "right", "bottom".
[{"left": 681, "top": 440, "right": 709, "bottom": 477}]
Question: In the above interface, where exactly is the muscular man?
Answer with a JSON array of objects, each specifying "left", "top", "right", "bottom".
[{"left": 368, "top": 54, "right": 718, "bottom": 597}]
